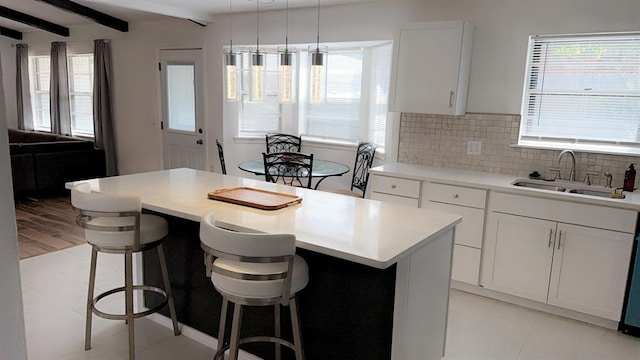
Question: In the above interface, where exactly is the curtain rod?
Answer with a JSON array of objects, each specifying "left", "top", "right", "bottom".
[{"left": 10, "top": 39, "right": 110, "bottom": 47}]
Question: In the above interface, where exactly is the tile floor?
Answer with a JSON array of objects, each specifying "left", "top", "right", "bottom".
[{"left": 20, "top": 244, "right": 640, "bottom": 360}]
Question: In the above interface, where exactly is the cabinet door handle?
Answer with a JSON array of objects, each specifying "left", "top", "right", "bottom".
[
  {"left": 449, "top": 91, "right": 454, "bottom": 108},
  {"left": 548, "top": 229, "right": 553, "bottom": 248},
  {"left": 557, "top": 230, "right": 563, "bottom": 250}
]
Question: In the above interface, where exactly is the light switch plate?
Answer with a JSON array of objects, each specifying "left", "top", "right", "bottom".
[{"left": 467, "top": 141, "right": 482, "bottom": 155}]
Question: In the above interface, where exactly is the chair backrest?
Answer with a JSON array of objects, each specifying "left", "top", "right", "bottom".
[
  {"left": 265, "top": 133, "right": 302, "bottom": 153},
  {"left": 216, "top": 139, "right": 227, "bottom": 175},
  {"left": 70, "top": 182, "right": 143, "bottom": 249},
  {"left": 199, "top": 211, "right": 297, "bottom": 301},
  {"left": 262, "top": 152, "right": 314, "bottom": 188},
  {"left": 351, "top": 142, "right": 377, "bottom": 196}
]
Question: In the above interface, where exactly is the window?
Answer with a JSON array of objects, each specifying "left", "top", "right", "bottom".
[
  {"left": 29, "top": 53, "right": 94, "bottom": 136},
  {"left": 231, "top": 42, "right": 391, "bottom": 149},
  {"left": 520, "top": 33, "right": 640, "bottom": 154}
]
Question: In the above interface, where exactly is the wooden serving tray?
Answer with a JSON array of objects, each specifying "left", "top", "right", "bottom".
[{"left": 207, "top": 187, "right": 302, "bottom": 210}]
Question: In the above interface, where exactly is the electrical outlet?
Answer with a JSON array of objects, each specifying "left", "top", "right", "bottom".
[{"left": 467, "top": 141, "right": 482, "bottom": 155}]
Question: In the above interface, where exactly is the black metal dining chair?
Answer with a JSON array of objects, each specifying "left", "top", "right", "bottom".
[
  {"left": 216, "top": 139, "right": 227, "bottom": 175},
  {"left": 263, "top": 152, "right": 314, "bottom": 188},
  {"left": 327, "top": 142, "right": 376, "bottom": 198},
  {"left": 266, "top": 133, "right": 302, "bottom": 153}
]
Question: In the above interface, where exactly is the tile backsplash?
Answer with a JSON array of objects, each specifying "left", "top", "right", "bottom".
[{"left": 398, "top": 112, "right": 640, "bottom": 187}]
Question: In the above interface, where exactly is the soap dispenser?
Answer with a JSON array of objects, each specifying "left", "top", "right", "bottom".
[{"left": 624, "top": 164, "right": 636, "bottom": 192}]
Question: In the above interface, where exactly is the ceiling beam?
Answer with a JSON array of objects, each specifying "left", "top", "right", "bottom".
[
  {"left": 0, "top": 26, "right": 22, "bottom": 40},
  {"left": 0, "top": 6, "right": 69, "bottom": 37},
  {"left": 35, "top": 0, "right": 128, "bottom": 32}
]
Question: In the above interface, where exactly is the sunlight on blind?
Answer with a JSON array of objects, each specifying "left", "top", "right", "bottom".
[
  {"left": 521, "top": 34, "right": 640, "bottom": 152},
  {"left": 370, "top": 44, "right": 392, "bottom": 147}
]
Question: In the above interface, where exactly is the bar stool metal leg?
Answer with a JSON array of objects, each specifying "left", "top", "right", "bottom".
[
  {"left": 85, "top": 248, "right": 98, "bottom": 350},
  {"left": 217, "top": 298, "right": 228, "bottom": 356},
  {"left": 125, "top": 250, "right": 135, "bottom": 360},
  {"left": 290, "top": 297, "right": 304, "bottom": 360},
  {"left": 157, "top": 244, "right": 180, "bottom": 335},
  {"left": 275, "top": 304, "right": 281, "bottom": 360},
  {"left": 228, "top": 304, "right": 243, "bottom": 360}
]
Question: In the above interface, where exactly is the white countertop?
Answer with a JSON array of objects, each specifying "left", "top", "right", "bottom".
[
  {"left": 67, "top": 168, "right": 461, "bottom": 269},
  {"left": 370, "top": 163, "right": 640, "bottom": 211}
]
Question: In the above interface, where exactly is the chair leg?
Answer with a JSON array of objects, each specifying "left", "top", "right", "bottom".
[
  {"left": 289, "top": 297, "right": 304, "bottom": 360},
  {"left": 84, "top": 248, "right": 98, "bottom": 350},
  {"left": 217, "top": 298, "right": 228, "bottom": 354},
  {"left": 157, "top": 244, "right": 180, "bottom": 335},
  {"left": 275, "top": 304, "right": 281, "bottom": 360},
  {"left": 125, "top": 250, "right": 135, "bottom": 360},
  {"left": 228, "top": 303, "right": 243, "bottom": 360}
]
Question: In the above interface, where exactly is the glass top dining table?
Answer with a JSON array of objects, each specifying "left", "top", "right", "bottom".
[{"left": 238, "top": 158, "right": 350, "bottom": 190}]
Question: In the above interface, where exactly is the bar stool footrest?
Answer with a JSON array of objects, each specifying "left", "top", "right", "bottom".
[
  {"left": 213, "top": 336, "right": 296, "bottom": 360},
  {"left": 92, "top": 285, "right": 169, "bottom": 321}
]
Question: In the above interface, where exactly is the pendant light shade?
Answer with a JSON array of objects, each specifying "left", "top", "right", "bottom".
[
  {"left": 224, "top": 0, "right": 238, "bottom": 101},
  {"left": 224, "top": 51, "right": 238, "bottom": 101},
  {"left": 309, "top": 45, "right": 327, "bottom": 104},
  {"left": 250, "top": 51, "right": 265, "bottom": 101},
  {"left": 250, "top": 0, "right": 264, "bottom": 101},
  {"left": 278, "top": 48, "right": 293, "bottom": 103},
  {"left": 309, "top": 0, "right": 327, "bottom": 104},
  {"left": 278, "top": 0, "right": 294, "bottom": 103}
]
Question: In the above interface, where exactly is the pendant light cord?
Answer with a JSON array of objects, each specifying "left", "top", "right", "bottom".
[
  {"left": 316, "top": 0, "right": 320, "bottom": 51},
  {"left": 285, "top": 0, "right": 289, "bottom": 51},
  {"left": 229, "top": 0, "right": 233, "bottom": 52},
  {"left": 256, "top": 0, "right": 260, "bottom": 54}
]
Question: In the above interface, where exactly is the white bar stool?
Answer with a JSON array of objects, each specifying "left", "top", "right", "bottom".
[
  {"left": 71, "top": 183, "right": 180, "bottom": 360},
  {"left": 199, "top": 211, "right": 308, "bottom": 360}
]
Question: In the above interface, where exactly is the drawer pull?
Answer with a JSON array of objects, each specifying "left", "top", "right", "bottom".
[
  {"left": 453, "top": 194, "right": 459, "bottom": 199},
  {"left": 391, "top": 184, "right": 397, "bottom": 189}
]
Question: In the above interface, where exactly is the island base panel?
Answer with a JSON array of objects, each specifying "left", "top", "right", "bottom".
[{"left": 143, "top": 211, "right": 396, "bottom": 360}]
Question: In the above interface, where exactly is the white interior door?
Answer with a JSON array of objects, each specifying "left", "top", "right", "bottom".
[{"left": 160, "top": 49, "right": 206, "bottom": 170}]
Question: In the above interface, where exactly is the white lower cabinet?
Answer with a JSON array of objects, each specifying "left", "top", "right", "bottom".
[
  {"left": 484, "top": 196, "right": 634, "bottom": 321},
  {"left": 369, "top": 175, "right": 421, "bottom": 207},
  {"left": 422, "top": 183, "right": 486, "bottom": 285}
]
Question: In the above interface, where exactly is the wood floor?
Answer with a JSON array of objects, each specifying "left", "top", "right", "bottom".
[{"left": 14, "top": 193, "right": 86, "bottom": 259}]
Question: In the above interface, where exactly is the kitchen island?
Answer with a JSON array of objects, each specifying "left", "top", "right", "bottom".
[{"left": 68, "top": 168, "right": 461, "bottom": 360}]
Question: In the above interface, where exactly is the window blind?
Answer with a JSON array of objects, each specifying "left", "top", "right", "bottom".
[
  {"left": 304, "top": 49, "right": 363, "bottom": 140},
  {"left": 521, "top": 34, "right": 640, "bottom": 151},
  {"left": 370, "top": 44, "right": 391, "bottom": 147}
]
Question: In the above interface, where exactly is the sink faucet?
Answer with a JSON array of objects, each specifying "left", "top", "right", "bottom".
[{"left": 558, "top": 150, "right": 576, "bottom": 181}]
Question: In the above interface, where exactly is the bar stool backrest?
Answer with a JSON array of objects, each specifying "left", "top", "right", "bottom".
[
  {"left": 199, "top": 212, "right": 297, "bottom": 303},
  {"left": 71, "top": 182, "right": 144, "bottom": 249}
]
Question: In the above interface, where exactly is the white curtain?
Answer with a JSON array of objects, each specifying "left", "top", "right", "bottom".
[
  {"left": 15, "top": 44, "right": 33, "bottom": 131},
  {"left": 50, "top": 42, "right": 71, "bottom": 136}
]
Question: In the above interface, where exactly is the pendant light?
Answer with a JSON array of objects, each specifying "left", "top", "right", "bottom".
[
  {"left": 278, "top": 0, "right": 293, "bottom": 103},
  {"left": 224, "top": 0, "right": 238, "bottom": 101},
  {"left": 309, "top": 0, "right": 327, "bottom": 104},
  {"left": 250, "top": 0, "right": 265, "bottom": 101}
]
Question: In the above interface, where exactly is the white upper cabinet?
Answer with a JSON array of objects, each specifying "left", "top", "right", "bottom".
[{"left": 388, "top": 20, "right": 474, "bottom": 115}]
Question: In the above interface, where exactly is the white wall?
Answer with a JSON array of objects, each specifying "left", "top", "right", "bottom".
[
  {"left": 1, "top": 38, "right": 16, "bottom": 129},
  {"left": 3, "top": 0, "right": 640, "bottom": 180},
  {"left": 0, "top": 46, "right": 27, "bottom": 359}
]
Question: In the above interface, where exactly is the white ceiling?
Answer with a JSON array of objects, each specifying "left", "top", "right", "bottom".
[{"left": 0, "top": 0, "right": 378, "bottom": 34}]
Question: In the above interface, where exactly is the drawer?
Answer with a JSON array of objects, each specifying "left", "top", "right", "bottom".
[
  {"left": 423, "top": 201, "right": 484, "bottom": 248},
  {"left": 452, "top": 245, "right": 481, "bottom": 285},
  {"left": 370, "top": 192, "right": 420, "bottom": 208},
  {"left": 424, "top": 183, "right": 486, "bottom": 209},
  {"left": 370, "top": 175, "right": 421, "bottom": 199}
]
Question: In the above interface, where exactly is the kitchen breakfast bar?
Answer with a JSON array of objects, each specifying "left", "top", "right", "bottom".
[{"left": 68, "top": 168, "right": 461, "bottom": 360}]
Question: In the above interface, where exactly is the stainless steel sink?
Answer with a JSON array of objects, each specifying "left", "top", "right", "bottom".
[
  {"left": 511, "top": 180, "right": 625, "bottom": 199},
  {"left": 512, "top": 181, "right": 566, "bottom": 192}
]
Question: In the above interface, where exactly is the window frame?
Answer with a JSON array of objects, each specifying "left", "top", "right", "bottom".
[
  {"left": 519, "top": 32, "right": 640, "bottom": 155},
  {"left": 227, "top": 41, "right": 392, "bottom": 152},
  {"left": 27, "top": 51, "right": 95, "bottom": 137}
]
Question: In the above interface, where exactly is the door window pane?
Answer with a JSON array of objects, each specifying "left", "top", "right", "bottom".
[{"left": 167, "top": 64, "right": 196, "bottom": 132}]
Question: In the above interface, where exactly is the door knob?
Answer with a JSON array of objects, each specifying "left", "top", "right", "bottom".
[{"left": 196, "top": 139, "right": 203, "bottom": 145}]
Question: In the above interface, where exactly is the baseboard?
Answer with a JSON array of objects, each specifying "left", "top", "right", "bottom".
[
  {"left": 147, "top": 313, "right": 263, "bottom": 360},
  {"left": 451, "top": 280, "right": 619, "bottom": 330}
]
